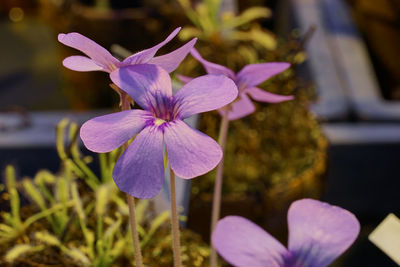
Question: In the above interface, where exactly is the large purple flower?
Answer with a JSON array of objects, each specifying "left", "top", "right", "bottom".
[
  {"left": 58, "top": 27, "right": 196, "bottom": 73},
  {"left": 179, "top": 48, "right": 294, "bottom": 120},
  {"left": 80, "top": 65, "right": 238, "bottom": 199},
  {"left": 212, "top": 198, "right": 360, "bottom": 267}
]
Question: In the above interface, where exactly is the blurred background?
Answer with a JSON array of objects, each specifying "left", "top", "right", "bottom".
[{"left": 0, "top": 0, "right": 400, "bottom": 266}]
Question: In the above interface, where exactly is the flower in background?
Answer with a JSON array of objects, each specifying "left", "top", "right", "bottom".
[
  {"left": 212, "top": 198, "right": 360, "bottom": 267},
  {"left": 179, "top": 48, "right": 293, "bottom": 120},
  {"left": 80, "top": 65, "right": 238, "bottom": 199},
  {"left": 58, "top": 27, "right": 196, "bottom": 73}
]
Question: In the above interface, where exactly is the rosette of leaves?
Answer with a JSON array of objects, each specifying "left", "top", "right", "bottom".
[
  {"left": 0, "top": 120, "right": 209, "bottom": 266},
  {"left": 176, "top": 0, "right": 278, "bottom": 75}
]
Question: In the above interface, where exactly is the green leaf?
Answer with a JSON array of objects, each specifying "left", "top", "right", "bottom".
[
  {"left": 230, "top": 27, "right": 277, "bottom": 50},
  {"left": 34, "top": 170, "right": 55, "bottom": 184},
  {"left": 179, "top": 27, "right": 203, "bottom": 41},
  {"left": 0, "top": 223, "right": 13, "bottom": 233},
  {"left": 223, "top": 7, "right": 272, "bottom": 30},
  {"left": 23, "top": 179, "right": 46, "bottom": 210},
  {"left": 104, "top": 214, "right": 122, "bottom": 240},
  {"left": 56, "top": 118, "right": 69, "bottom": 161},
  {"left": 65, "top": 248, "right": 91, "bottom": 266},
  {"left": 5, "top": 244, "right": 44, "bottom": 262},
  {"left": 135, "top": 199, "right": 148, "bottom": 224},
  {"left": 5, "top": 165, "right": 21, "bottom": 228},
  {"left": 141, "top": 210, "right": 170, "bottom": 247},
  {"left": 35, "top": 231, "right": 61, "bottom": 247},
  {"left": 109, "top": 239, "right": 126, "bottom": 258},
  {"left": 95, "top": 184, "right": 110, "bottom": 216}
]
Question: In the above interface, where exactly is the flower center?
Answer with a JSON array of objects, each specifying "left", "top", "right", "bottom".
[
  {"left": 149, "top": 90, "right": 178, "bottom": 122},
  {"left": 154, "top": 118, "right": 166, "bottom": 126}
]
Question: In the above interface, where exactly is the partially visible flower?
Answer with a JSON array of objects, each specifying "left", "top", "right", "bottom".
[
  {"left": 179, "top": 48, "right": 293, "bottom": 120},
  {"left": 212, "top": 198, "right": 360, "bottom": 267},
  {"left": 80, "top": 65, "right": 238, "bottom": 199},
  {"left": 58, "top": 27, "right": 196, "bottom": 73}
]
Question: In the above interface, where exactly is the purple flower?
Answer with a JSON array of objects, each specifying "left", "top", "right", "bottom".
[
  {"left": 80, "top": 65, "right": 238, "bottom": 199},
  {"left": 58, "top": 27, "right": 196, "bottom": 73},
  {"left": 179, "top": 48, "right": 294, "bottom": 120},
  {"left": 212, "top": 198, "right": 360, "bottom": 267}
]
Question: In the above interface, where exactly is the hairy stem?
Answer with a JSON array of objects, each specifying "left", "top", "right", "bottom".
[
  {"left": 169, "top": 168, "right": 182, "bottom": 267},
  {"left": 210, "top": 107, "right": 230, "bottom": 267},
  {"left": 127, "top": 195, "right": 144, "bottom": 267},
  {"left": 114, "top": 83, "right": 144, "bottom": 267}
]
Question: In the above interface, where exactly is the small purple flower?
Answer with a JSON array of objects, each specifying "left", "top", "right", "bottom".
[
  {"left": 179, "top": 48, "right": 294, "bottom": 120},
  {"left": 212, "top": 198, "right": 360, "bottom": 267},
  {"left": 58, "top": 27, "right": 196, "bottom": 73},
  {"left": 80, "top": 65, "right": 238, "bottom": 199}
]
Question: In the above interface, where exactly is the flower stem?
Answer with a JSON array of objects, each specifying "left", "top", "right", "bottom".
[
  {"left": 127, "top": 194, "right": 144, "bottom": 267},
  {"left": 113, "top": 83, "right": 143, "bottom": 267},
  {"left": 169, "top": 168, "right": 182, "bottom": 267},
  {"left": 210, "top": 107, "right": 230, "bottom": 267}
]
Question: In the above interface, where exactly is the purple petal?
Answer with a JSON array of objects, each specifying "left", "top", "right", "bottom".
[
  {"left": 212, "top": 216, "right": 289, "bottom": 267},
  {"left": 174, "top": 74, "right": 238, "bottom": 119},
  {"left": 62, "top": 56, "right": 104, "bottom": 72},
  {"left": 110, "top": 65, "right": 172, "bottom": 110},
  {"left": 148, "top": 38, "right": 197, "bottom": 73},
  {"left": 219, "top": 94, "right": 255, "bottom": 120},
  {"left": 80, "top": 110, "right": 152, "bottom": 153},
  {"left": 190, "top": 48, "right": 236, "bottom": 79},
  {"left": 113, "top": 125, "right": 164, "bottom": 199},
  {"left": 58, "top": 32, "right": 120, "bottom": 72},
  {"left": 176, "top": 74, "right": 194, "bottom": 84},
  {"left": 287, "top": 199, "right": 360, "bottom": 267},
  {"left": 236, "top": 62, "right": 290, "bottom": 88},
  {"left": 123, "top": 27, "right": 181, "bottom": 65},
  {"left": 164, "top": 120, "right": 222, "bottom": 179},
  {"left": 246, "top": 87, "right": 294, "bottom": 103}
]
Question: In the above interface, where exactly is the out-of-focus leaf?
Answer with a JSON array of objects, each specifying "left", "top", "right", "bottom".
[
  {"left": 65, "top": 248, "right": 91, "bottom": 266},
  {"left": 179, "top": 26, "right": 203, "bottom": 41},
  {"left": 136, "top": 199, "right": 148, "bottom": 225},
  {"left": 230, "top": 26, "right": 277, "bottom": 50},
  {"left": 35, "top": 231, "right": 61, "bottom": 247},
  {"left": 56, "top": 118, "right": 69, "bottom": 161},
  {"left": 34, "top": 170, "right": 55, "bottom": 184},
  {"left": 95, "top": 184, "right": 110, "bottom": 216},
  {"left": 141, "top": 210, "right": 170, "bottom": 246},
  {"left": 5, "top": 244, "right": 44, "bottom": 262},
  {"left": 5, "top": 165, "right": 20, "bottom": 227},
  {"left": 23, "top": 179, "right": 46, "bottom": 210},
  {"left": 223, "top": 7, "right": 272, "bottom": 30}
]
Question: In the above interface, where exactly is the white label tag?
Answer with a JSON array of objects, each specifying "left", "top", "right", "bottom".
[{"left": 369, "top": 213, "right": 400, "bottom": 265}]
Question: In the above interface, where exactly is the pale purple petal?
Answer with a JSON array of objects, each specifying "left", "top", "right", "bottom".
[
  {"left": 246, "top": 87, "right": 294, "bottom": 103},
  {"left": 80, "top": 110, "right": 152, "bottom": 153},
  {"left": 123, "top": 27, "right": 181, "bottom": 65},
  {"left": 113, "top": 125, "right": 164, "bottom": 199},
  {"left": 110, "top": 65, "right": 172, "bottom": 110},
  {"left": 164, "top": 120, "right": 222, "bottom": 179},
  {"left": 176, "top": 74, "right": 194, "bottom": 84},
  {"left": 62, "top": 56, "right": 104, "bottom": 72},
  {"left": 174, "top": 74, "right": 238, "bottom": 119},
  {"left": 190, "top": 48, "right": 236, "bottom": 79},
  {"left": 148, "top": 38, "right": 197, "bottom": 73},
  {"left": 58, "top": 32, "right": 120, "bottom": 71},
  {"left": 219, "top": 94, "right": 255, "bottom": 120},
  {"left": 287, "top": 199, "right": 360, "bottom": 267},
  {"left": 212, "top": 216, "right": 289, "bottom": 267},
  {"left": 237, "top": 62, "right": 290, "bottom": 88}
]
